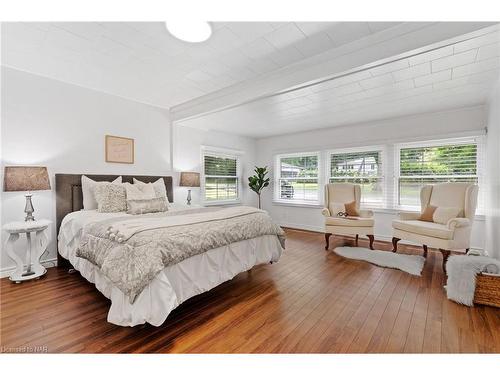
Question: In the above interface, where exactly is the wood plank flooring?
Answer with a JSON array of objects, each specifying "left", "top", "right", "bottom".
[{"left": 1, "top": 229, "right": 498, "bottom": 353}]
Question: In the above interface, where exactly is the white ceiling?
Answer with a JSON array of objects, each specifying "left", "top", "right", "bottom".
[
  {"left": 2, "top": 22, "right": 499, "bottom": 139},
  {"left": 1, "top": 21, "right": 401, "bottom": 108},
  {"left": 179, "top": 27, "right": 500, "bottom": 138}
]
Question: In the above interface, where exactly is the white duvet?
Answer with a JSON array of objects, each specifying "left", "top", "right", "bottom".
[{"left": 58, "top": 206, "right": 283, "bottom": 327}]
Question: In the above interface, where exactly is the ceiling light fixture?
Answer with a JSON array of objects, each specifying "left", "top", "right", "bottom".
[{"left": 165, "top": 21, "right": 212, "bottom": 43}]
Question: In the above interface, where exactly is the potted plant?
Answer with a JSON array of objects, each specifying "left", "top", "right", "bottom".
[{"left": 248, "top": 166, "right": 270, "bottom": 209}]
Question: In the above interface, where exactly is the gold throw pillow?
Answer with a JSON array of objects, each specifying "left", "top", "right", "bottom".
[
  {"left": 344, "top": 201, "right": 359, "bottom": 217},
  {"left": 419, "top": 205, "right": 437, "bottom": 222}
]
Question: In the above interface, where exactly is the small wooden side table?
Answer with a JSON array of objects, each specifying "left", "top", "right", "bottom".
[{"left": 2, "top": 219, "right": 51, "bottom": 283}]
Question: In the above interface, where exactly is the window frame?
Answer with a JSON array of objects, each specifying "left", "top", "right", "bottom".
[
  {"left": 201, "top": 146, "right": 242, "bottom": 206},
  {"left": 273, "top": 151, "right": 322, "bottom": 206},
  {"left": 326, "top": 145, "right": 387, "bottom": 209},
  {"left": 394, "top": 136, "right": 484, "bottom": 212}
]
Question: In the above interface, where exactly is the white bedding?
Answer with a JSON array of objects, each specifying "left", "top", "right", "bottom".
[{"left": 58, "top": 207, "right": 282, "bottom": 327}]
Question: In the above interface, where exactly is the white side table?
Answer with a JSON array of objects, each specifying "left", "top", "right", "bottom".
[{"left": 2, "top": 219, "right": 51, "bottom": 283}]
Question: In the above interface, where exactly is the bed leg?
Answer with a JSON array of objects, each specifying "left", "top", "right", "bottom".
[
  {"left": 269, "top": 261, "right": 273, "bottom": 264},
  {"left": 57, "top": 252, "right": 72, "bottom": 269}
]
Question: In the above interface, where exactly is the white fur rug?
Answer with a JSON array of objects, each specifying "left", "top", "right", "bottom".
[
  {"left": 333, "top": 247, "right": 425, "bottom": 276},
  {"left": 445, "top": 255, "right": 500, "bottom": 306}
]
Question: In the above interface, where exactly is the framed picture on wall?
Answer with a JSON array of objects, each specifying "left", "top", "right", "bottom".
[{"left": 105, "top": 135, "right": 134, "bottom": 164}]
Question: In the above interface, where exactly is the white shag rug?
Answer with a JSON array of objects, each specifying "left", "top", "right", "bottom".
[
  {"left": 445, "top": 255, "right": 500, "bottom": 306},
  {"left": 333, "top": 247, "right": 425, "bottom": 276}
]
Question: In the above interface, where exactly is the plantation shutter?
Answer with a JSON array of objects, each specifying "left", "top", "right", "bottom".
[
  {"left": 397, "top": 137, "right": 484, "bottom": 210},
  {"left": 204, "top": 155, "right": 237, "bottom": 177},
  {"left": 203, "top": 153, "right": 239, "bottom": 202}
]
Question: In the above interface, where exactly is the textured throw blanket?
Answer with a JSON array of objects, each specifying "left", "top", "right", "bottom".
[
  {"left": 76, "top": 206, "right": 285, "bottom": 303},
  {"left": 105, "top": 206, "right": 269, "bottom": 242},
  {"left": 446, "top": 255, "right": 500, "bottom": 306}
]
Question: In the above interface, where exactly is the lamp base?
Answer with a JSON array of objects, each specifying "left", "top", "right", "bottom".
[
  {"left": 186, "top": 189, "right": 192, "bottom": 205},
  {"left": 24, "top": 194, "right": 35, "bottom": 221}
]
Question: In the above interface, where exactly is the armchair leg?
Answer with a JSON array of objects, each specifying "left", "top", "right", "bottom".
[
  {"left": 440, "top": 249, "right": 451, "bottom": 273},
  {"left": 367, "top": 235, "right": 374, "bottom": 250},
  {"left": 465, "top": 248, "right": 470, "bottom": 254},
  {"left": 423, "top": 245, "right": 428, "bottom": 258},
  {"left": 355, "top": 234, "right": 359, "bottom": 247},
  {"left": 392, "top": 237, "right": 401, "bottom": 253},
  {"left": 325, "top": 233, "right": 331, "bottom": 251}
]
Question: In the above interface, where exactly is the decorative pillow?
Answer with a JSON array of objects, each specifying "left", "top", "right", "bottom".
[
  {"left": 433, "top": 207, "right": 462, "bottom": 225},
  {"left": 124, "top": 182, "right": 156, "bottom": 201},
  {"left": 419, "top": 205, "right": 437, "bottom": 222},
  {"left": 94, "top": 183, "right": 127, "bottom": 213},
  {"left": 81, "top": 175, "right": 122, "bottom": 210},
  {"left": 133, "top": 178, "right": 168, "bottom": 201},
  {"left": 344, "top": 201, "right": 359, "bottom": 217},
  {"left": 127, "top": 197, "right": 169, "bottom": 215},
  {"left": 329, "top": 202, "right": 346, "bottom": 217}
]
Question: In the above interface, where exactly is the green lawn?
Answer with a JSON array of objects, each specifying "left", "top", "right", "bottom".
[{"left": 205, "top": 182, "right": 237, "bottom": 201}]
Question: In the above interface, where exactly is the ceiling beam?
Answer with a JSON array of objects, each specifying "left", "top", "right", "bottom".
[{"left": 171, "top": 22, "right": 497, "bottom": 123}]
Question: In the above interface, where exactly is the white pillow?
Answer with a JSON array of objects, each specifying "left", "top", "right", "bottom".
[
  {"left": 433, "top": 207, "right": 462, "bottom": 224},
  {"left": 133, "top": 178, "right": 168, "bottom": 201},
  {"left": 124, "top": 182, "right": 156, "bottom": 201},
  {"left": 81, "top": 175, "right": 122, "bottom": 210},
  {"left": 127, "top": 197, "right": 168, "bottom": 215}
]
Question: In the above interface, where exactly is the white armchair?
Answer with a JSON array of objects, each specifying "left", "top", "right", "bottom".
[
  {"left": 323, "top": 183, "right": 375, "bottom": 250},
  {"left": 392, "top": 182, "right": 479, "bottom": 271}
]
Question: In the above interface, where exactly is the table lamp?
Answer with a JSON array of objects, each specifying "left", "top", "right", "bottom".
[
  {"left": 179, "top": 172, "right": 200, "bottom": 205},
  {"left": 4, "top": 166, "right": 51, "bottom": 221}
]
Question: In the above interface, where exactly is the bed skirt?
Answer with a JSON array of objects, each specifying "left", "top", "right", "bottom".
[{"left": 59, "top": 232, "right": 282, "bottom": 326}]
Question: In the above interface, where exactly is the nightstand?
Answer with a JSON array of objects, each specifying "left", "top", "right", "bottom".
[{"left": 2, "top": 219, "right": 51, "bottom": 283}]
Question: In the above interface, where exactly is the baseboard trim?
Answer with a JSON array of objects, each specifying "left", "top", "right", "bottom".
[
  {"left": 280, "top": 224, "right": 323, "bottom": 233},
  {"left": 278, "top": 222, "right": 484, "bottom": 253},
  {"left": 0, "top": 258, "right": 57, "bottom": 278}
]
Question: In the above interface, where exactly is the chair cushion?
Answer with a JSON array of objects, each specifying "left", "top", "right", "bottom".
[
  {"left": 325, "top": 217, "right": 374, "bottom": 227},
  {"left": 392, "top": 219, "right": 454, "bottom": 240},
  {"left": 433, "top": 206, "right": 461, "bottom": 224}
]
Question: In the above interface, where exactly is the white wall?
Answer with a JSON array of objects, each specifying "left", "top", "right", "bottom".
[
  {"left": 256, "top": 106, "right": 487, "bottom": 250},
  {"left": 0, "top": 67, "right": 260, "bottom": 276},
  {"left": 172, "top": 123, "right": 258, "bottom": 207},
  {"left": 485, "top": 80, "right": 500, "bottom": 259},
  {"left": 1, "top": 65, "right": 493, "bottom": 278},
  {"left": 1, "top": 67, "right": 172, "bottom": 274}
]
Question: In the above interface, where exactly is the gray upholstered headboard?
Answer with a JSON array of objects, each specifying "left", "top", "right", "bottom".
[{"left": 55, "top": 174, "right": 173, "bottom": 268}]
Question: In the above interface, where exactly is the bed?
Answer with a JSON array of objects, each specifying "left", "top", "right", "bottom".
[{"left": 55, "top": 174, "right": 284, "bottom": 327}]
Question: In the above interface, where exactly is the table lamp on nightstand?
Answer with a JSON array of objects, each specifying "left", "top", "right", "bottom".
[
  {"left": 179, "top": 172, "right": 200, "bottom": 205},
  {"left": 4, "top": 166, "right": 51, "bottom": 221}
]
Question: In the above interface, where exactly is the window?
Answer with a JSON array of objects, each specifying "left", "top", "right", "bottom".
[
  {"left": 328, "top": 148, "right": 385, "bottom": 208},
  {"left": 272, "top": 135, "right": 484, "bottom": 215},
  {"left": 396, "top": 138, "right": 482, "bottom": 208},
  {"left": 274, "top": 153, "right": 320, "bottom": 204},
  {"left": 202, "top": 150, "right": 240, "bottom": 204}
]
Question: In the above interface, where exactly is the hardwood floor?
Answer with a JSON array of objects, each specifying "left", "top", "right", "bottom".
[{"left": 1, "top": 229, "right": 498, "bottom": 353}]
